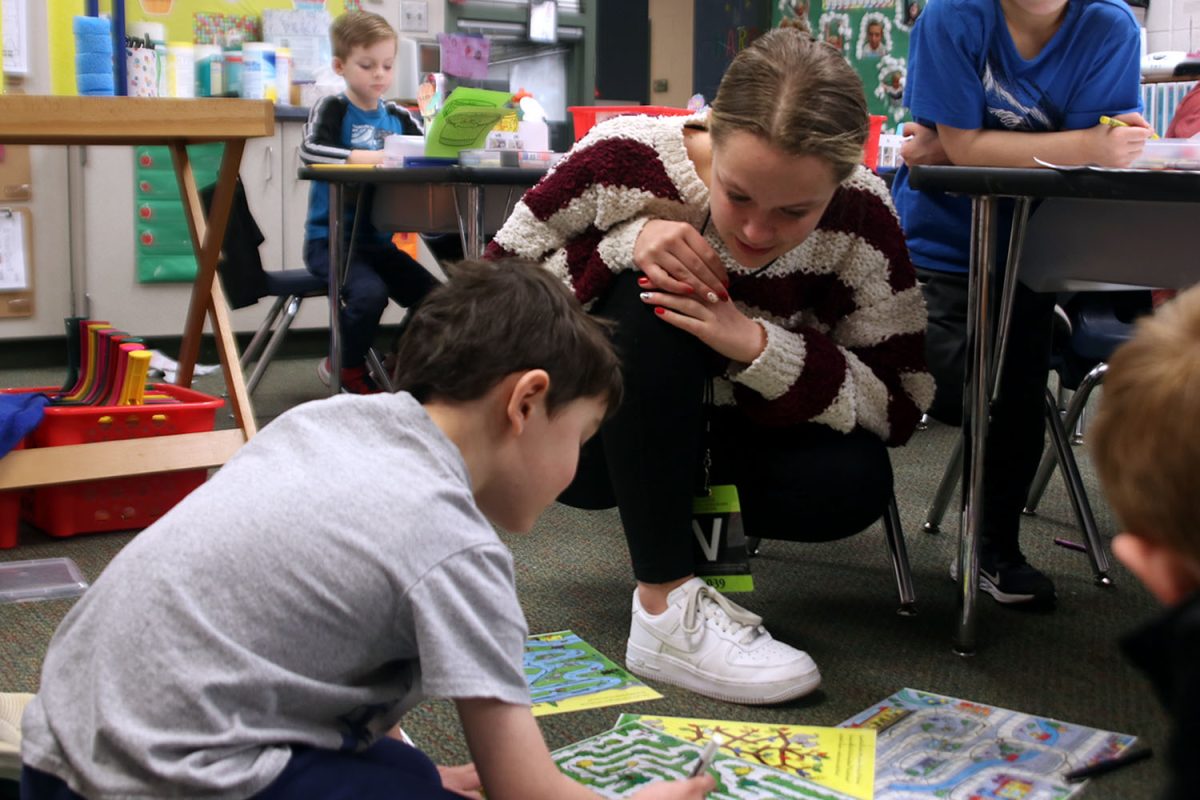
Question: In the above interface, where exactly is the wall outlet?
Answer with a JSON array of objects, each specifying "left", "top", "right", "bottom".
[{"left": 401, "top": 1, "right": 428, "bottom": 33}]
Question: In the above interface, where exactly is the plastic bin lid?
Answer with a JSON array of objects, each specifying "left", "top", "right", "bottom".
[{"left": 0, "top": 558, "right": 89, "bottom": 604}]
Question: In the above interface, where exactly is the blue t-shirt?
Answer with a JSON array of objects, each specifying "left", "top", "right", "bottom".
[
  {"left": 891, "top": 0, "right": 1142, "bottom": 273},
  {"left": 303, "top": 95, "right": 420, "bottom": 244}
]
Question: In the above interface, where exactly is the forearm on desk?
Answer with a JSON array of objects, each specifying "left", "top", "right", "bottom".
[{"left": 938, "top": 125, "right": 1094, "bottom": 168}]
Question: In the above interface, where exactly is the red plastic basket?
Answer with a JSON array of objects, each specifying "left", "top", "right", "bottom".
[
  {"left": 567, "top": 105, "right": 694, "bottom": 141},
  {"left": 0, "top": 439, "right": 24, "bottom": 550},
  {"left": 3, "top": 384, "right": 223, "bottom": 541}
]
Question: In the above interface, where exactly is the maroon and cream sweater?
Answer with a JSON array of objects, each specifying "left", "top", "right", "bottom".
[{"left": 486, "top": 113, "right": 933, "bottom": 446}]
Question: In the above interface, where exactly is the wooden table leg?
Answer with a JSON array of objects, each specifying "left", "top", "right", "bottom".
[{"left": 170, "top": 139, "right": 256, "bottom": 439}]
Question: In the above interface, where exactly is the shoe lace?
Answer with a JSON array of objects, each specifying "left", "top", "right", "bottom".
[{"left": 680, "top": 582, "right": 764, "bottom": 645}]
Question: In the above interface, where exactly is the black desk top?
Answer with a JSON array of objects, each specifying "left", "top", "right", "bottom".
[
  {"left": 908, "top": 164, "right": 1200, "bottom": 203},
  {"left": 297, "top": 165, "right": 547, "bottom": 186}
]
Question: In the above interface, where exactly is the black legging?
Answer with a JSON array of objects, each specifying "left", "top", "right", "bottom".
[{"left": 559, "top": 271, "right": 894, "bottom": 584}]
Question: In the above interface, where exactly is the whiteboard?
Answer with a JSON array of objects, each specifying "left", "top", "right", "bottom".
[{"left": 2, "top": 0, "right": 29, "bottom": 76}]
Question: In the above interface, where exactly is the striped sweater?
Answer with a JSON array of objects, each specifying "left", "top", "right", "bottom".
[{"left": 486, "top": 114, "right": 934, "bottom": 446}]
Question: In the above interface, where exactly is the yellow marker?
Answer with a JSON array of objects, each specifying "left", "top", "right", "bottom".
[
  {"left": 1099, "top": 115, "right": 1159, "bottom": 139},
  {"left": 309, "top": 163, "right": 379, "bottom": 170}
]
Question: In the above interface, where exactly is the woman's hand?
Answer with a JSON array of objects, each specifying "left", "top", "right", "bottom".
[
  {"left": 438, "top": 763, "right": 483, "bottom": 798},
  {"left": 640, "top": 289, "right": 766, "bottom": 364},
  {"left": 634, "top": 220, "right": 729, "bottom": 303},
  {"left": 900, "top": 122, "right": 950, "bottom": 166},
  {"left": 631, "top": 774, "right": 717, "bottom": 799}
]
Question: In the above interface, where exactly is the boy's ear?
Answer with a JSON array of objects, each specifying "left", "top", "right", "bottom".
[
  {"left": 332, "top": 57, "right": 345, "bottom": 76},
  {"left": 1112, "top": 532, "right": 1199, "bottom": 606},
  {"left": 504, "top": 370, "right": 550, "bottom": 436}
]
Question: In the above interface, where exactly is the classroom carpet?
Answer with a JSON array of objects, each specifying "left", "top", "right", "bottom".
[{"left": 0, "top": 356, "right": 1170, "bottom": 799}]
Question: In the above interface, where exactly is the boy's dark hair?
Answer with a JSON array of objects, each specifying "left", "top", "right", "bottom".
[{"left": 392, "top": 260, "right": 623, "bottom": 417}]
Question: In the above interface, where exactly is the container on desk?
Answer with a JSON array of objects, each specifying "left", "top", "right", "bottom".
[
  {"left": 567, "top": 105, "right": 693, "bottom": 141},
  {"left": 1131, "top": 137, "right": 1200, "bottom": 170},
  {"left": 5, "top": 384, "right": 223, "bottom": 542},
  {"left": 458, "top": 149, "right": 557, "bottom": 169}
]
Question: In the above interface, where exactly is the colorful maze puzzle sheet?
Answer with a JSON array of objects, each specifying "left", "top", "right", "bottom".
[
  {"left": 525, "top": 631, "right": 662, "bottom": 717},
  {"left": 616, "top": 713, "right": 872, "bottom": 800},
  {"left": 554, "top": 721, "right": 858, "bottom": 799},
  {"left": 838, "top": 688, "right": 1137, "bottom": 799}
]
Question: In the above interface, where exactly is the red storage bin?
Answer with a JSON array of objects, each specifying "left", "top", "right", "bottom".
[
  {"left": 864, "top": 115, "right": 886, "bottom": 171},
  {"left": 5, "top": 384, "right": 223, "bottom": 540},
  {"left": 567, "top": 105, "right": 694, "bottom": 141},
  {"left": 0, "top": 439, "right": 25, "bottom": 549}
]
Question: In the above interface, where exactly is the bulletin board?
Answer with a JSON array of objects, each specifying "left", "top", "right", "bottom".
[
  {"left": 773, "top": 0, "right": 916, "bottom": 131},
  {"left": 0, "top": 207, "right": 34, "bottom": 318}
]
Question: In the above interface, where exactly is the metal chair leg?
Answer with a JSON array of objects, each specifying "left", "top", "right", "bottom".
[
  {"left": 366, "top": 347, "right": 394, "bottom": 393},
  {"left": 745, "top": 537, "right": 761, "bottom": 557},
  {"left": 1041, "top": 387, "right": 1112, "bottom": 586},
  {"left": 1024, "top": 363, "right": 1107, "bottom": 514},
  {"left": 240, "top": 295, "right": 288, "bottom": 371},
  {"left": 923, "top": 435, "right": 962, "bottom": 534},
  {"left": 1072, "top": 404, "right": 1087, "bottom": 445},
  {"left": 245, "top": 295, "right": 302, "bottom": 395},
  {"left": 883, "top": 493, "right": 917, "bottom": 615}
]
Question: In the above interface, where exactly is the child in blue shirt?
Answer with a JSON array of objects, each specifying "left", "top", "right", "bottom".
[
  {"left": 892, "top": 0, "right": 1152, "bottom": 607},
  {"left": 300, "top": 11, "right": 437, "bottom": 394}
]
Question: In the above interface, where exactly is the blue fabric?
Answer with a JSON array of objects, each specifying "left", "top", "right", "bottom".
[
  {"left": 0, "top": 393, "right": 49, "bottom": 457},
  {"left": 891, "top": 0, "right": 1142, "bottom": 273},
  {"left": 305, "top": 96, "right": 413, "bottom": 245},
  {"left": 72, "top": 15, "right": 110, "bottom": 35},
  {"left": 20, "top": 738, "right": 461, "bottom": 799}
]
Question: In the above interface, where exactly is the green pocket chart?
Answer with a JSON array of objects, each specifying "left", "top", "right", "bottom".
[{"left": 134, "top": 144, "right": 224, "bottom": 283}]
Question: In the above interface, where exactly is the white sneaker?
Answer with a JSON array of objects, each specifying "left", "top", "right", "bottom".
[{"left": 625, "top": 577, "right": 821, "bottom": 705}]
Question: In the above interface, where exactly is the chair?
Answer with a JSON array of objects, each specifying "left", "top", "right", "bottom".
[
  {"left": 1022, "top": 293, "right": 1144, "bottom": 516},
  {"left": 746, "top": 486, "right": 917, "bottom": 617},
  {"left": 207, "top": 179, "right": 393, "bottom": 396}
]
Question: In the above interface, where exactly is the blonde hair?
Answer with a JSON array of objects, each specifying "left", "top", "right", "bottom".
[
  {"left": 1090, "top": 285, "right": 1200, "bottom": 571},
  {"left": 330, "top": 11, "right": 397, "bottom": 61},
  {"left": 708, "top": 28, "right": 868, "bottom": 182}
]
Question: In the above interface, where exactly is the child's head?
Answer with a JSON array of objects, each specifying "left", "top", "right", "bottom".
[
  {"left": 710, "top": 28, "right": 868, "bottom": 182},
  {"left": 1091, "top": 285, "right": 1200, "bottom": 604},
  {"left": 392, "top": 259, "right": 622, "bottom": 419},
  {"left": 330, "top": 11, "right": 398, "bottom": 106},
  {"left": 705, "top": 29, "right": 866, "bottom": 268}
]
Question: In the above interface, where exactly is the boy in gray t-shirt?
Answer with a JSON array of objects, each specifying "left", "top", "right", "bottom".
[{"left": 21, "top": 261, "right": 714, "bottom": 800}]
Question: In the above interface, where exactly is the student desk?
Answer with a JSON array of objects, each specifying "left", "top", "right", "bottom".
[
  {"left": 296, "top": 164, "right": 545, "bottom": 393},
  {"left": 0, "top": 96, "right": 274, "bottom": 492},
  {"left": 907, "top": 164, "right": 1200, "bottom": 654}
]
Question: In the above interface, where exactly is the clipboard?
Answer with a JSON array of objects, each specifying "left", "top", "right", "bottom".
[{"left": 0, "top": 206, "right": 34, "bottom": 318}]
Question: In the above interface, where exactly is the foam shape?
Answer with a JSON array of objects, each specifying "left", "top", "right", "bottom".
[
  {"left": 75, "top": 52, "right": 114, "bottom": 75},
  {"left": 77, "top": 73, "right": 115, "bottom": 94},
  {"left": 72, "top": 15, "right": 110, "bottom": 35}
]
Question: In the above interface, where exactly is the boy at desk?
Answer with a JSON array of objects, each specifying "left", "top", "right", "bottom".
[
  {"left": 20, "top": 260, "right": 713, "bottom": 800},
  {"left": 1090, "top": 286, "right": 1200, "bottom": 800},
  {"left": 300, "top": 10, "right": 437, "bottom": 395},
  {"left": 891, "top": 0, "right": 1152, "bottom": 608}
]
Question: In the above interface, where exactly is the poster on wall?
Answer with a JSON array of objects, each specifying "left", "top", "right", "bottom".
[{"left": 774, "top": 0, "right": 913, "bottom": 132}]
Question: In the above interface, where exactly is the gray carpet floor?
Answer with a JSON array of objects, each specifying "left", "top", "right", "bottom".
[{"left": 0, "top": 356, "right": 1171, "bottom": 798}]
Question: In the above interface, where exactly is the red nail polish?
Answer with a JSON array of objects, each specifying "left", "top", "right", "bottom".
[
  {"left": 720, "top": 291, "right": 730, "bottom": 302},
  {"left": 683, "top": 285, "right": 695, "bottom": 294},
  {"left": 654, "top": 307, "right": 666, "bottom": 316},
  {"left": 637, "top": 277, "right": 650, "bottom": 287}
]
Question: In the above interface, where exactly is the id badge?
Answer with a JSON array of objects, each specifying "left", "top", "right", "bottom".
[{"left": 691, "top": 484, "right": 753, "bottom": 592}]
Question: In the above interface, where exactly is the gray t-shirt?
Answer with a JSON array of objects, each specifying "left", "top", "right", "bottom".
[{"left": 22, "top": 392, "right": 531, "bottom": 799}]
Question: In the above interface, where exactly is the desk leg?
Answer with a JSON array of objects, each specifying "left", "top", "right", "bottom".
[
  {"left": 328, "top": 181, "right": 344, "bottom": 395},
  {"left": 956, "top": 195, "right": 997, "bottom": 656},
  {"left": 171, "top": 139, "right": 257, "bottom": 439},
  {"left": 454, "top": 184, "right": 485, "bottom": 260}
]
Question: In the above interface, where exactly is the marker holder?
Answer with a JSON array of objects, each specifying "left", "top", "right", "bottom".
[{"left": 0, "top": 384, "right": 222, "bottom": 545}]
